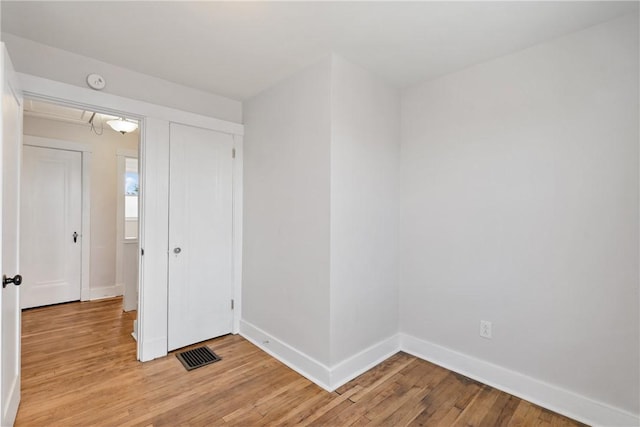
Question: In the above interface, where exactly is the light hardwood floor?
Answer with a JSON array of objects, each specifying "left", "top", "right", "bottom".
[{"left": 17, "top": 298, "right": 584, "bottom": 426}]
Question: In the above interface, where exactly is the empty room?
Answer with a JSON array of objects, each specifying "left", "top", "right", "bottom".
[{"left": 0, "top": 1, "right": 638, "bottom": 426}]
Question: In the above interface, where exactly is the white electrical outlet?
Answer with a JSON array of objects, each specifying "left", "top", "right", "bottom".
[{"left": 480, "top": 320, "right": 492, "bottom": 339}]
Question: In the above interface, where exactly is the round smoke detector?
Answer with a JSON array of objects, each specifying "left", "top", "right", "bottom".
[{"left": 86, "top": 73, "right": 106, "bottom": 90}]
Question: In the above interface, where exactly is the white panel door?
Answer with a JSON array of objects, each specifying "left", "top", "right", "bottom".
[
  {"left": 20, "top": 146, "right": 82, "bottom": 309},
  {"left": 168, "top": 123, "right": 233, "bottom": 351},
  {"left": 1, "top": 44, "right": 22, "bottom": 427}
]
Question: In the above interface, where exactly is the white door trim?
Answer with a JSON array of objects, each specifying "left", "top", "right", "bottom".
[
  {"left": 18, "top": 73, "right": 244, "bottom": 362},
  {"left": 23, "top": 135, "right": 92, "bottom": 302},
  {"left": 232, "top": 134, "right": 243, "bottom": 334},
  {"left": 18, "top": 73, "right": 243, "bottom": 136}
]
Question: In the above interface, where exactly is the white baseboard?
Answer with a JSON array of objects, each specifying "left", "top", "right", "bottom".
[
  {"left": 131, "top": 319, "right": 138, "bottom": 341},
  {"left": 237, "top": 321, "right": 638, "bottom": 426},
  {"left": 400, "top": 333, "right": 639, "bottom": 427},
  {"left": 330, "top": 334, "right": 400, "bottom": 390},
  {"left": 240, "top": 320, "right": 401, "bottom": 392},
  {"left": 89, "top": 284, "right": 124, "bottom": 300},
  {"left": 240, "top": 319, "right": 332, "bottom": 390}
]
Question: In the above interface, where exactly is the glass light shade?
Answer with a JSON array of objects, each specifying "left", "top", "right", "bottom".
[{"left": 107, "top": 118, "right": 138, "bottom": 134}]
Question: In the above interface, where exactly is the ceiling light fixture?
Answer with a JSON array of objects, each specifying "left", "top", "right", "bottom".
[{"left": 107, "top": 118, "right": 138, "bottom": 134}]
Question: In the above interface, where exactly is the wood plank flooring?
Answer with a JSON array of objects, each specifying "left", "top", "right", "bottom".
[{"left": 17, "top": 298, "right": 585, "bottom": 426}]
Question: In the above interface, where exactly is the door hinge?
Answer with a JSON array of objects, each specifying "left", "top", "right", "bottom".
[
  {"left": 231, "top": 299, "right": 234, "bottom": 310},
  {"left": 141, "top": 248, "right": 144, "bottom": 256},
  {"left": 232, "top": 148, "right": 236, "bottom": 159}
]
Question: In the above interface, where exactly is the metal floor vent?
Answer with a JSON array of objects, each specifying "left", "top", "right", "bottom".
[{"left": 176, "top": 346, "right": 221, "bottom": 371}]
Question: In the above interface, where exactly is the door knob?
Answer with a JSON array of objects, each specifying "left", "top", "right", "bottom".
[
  {"left": 73, "top": 231, "right": 78, "bottom": 243},
  {"left": 3, "top": 274, "right": 22, "bottom": 289},
  {"left": 174, "top": 247, "right": 182, "bottom": 254}
]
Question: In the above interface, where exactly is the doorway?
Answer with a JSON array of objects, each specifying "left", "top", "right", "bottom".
[{"left": 21, "top": 98, "right": 140, "bottom": 323}]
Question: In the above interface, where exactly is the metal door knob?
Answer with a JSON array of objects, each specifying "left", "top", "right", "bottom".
[
  {"left": 3, "top": 274, "right": 22, "bottom": 289},
  {"left": 174, "top": 247, "right": 182, "bottom": 254}
]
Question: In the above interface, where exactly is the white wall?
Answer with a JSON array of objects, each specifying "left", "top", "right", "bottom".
[
  {"left": 242, "top": 58, "right": 332, "bottom": 366},
  {"left": 242, "top": 55, "right": 401, "bottom": 387},
  {"left": 2, "top": 33, "right": 242, "bottom": 123},
  {"left": 329, "top": 56, "right": 400, "bottom": 365},
  {"left": 400, "top": 13, "right": 639, "bottom": 418},
  {"left": 23, "top": 115, "right": 138, "bottom": 299}
]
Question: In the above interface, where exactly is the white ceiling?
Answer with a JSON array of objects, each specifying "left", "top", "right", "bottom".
[
  {"left": 24, "top": 99, "right": 94, "bottom": 125},
  {"left": 24, "top": 99, "right": 138, "bottom": 132},
  {"left": 2, "top": 1, "right": 637, "bottom": 101}
]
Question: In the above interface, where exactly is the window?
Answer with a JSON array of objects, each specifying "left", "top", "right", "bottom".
[{"left": 124, "top": 157, "right": 138, "bottom": 239}]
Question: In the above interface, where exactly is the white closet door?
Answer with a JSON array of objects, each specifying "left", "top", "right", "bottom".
[
  {"left": 21, "top": 145, "right": 82, "bottom": 309},
  {"left": 168, "top": 123, "right": 234, "bottom": 351}
]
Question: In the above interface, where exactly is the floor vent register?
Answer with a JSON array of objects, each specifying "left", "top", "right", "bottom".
[{"left": 176, "top": 346, "right": 222, "bottom": 371}]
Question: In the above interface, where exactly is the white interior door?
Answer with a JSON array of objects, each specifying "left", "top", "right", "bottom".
[
  {"left": 168, "top": 123, "right": 233, "bottom": 351},
  {"left": 20, "top": 145, "right": 82, "bottom": 309},
  {"left": 1, "top": 44, "right": 23, "bottom": 427}
]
